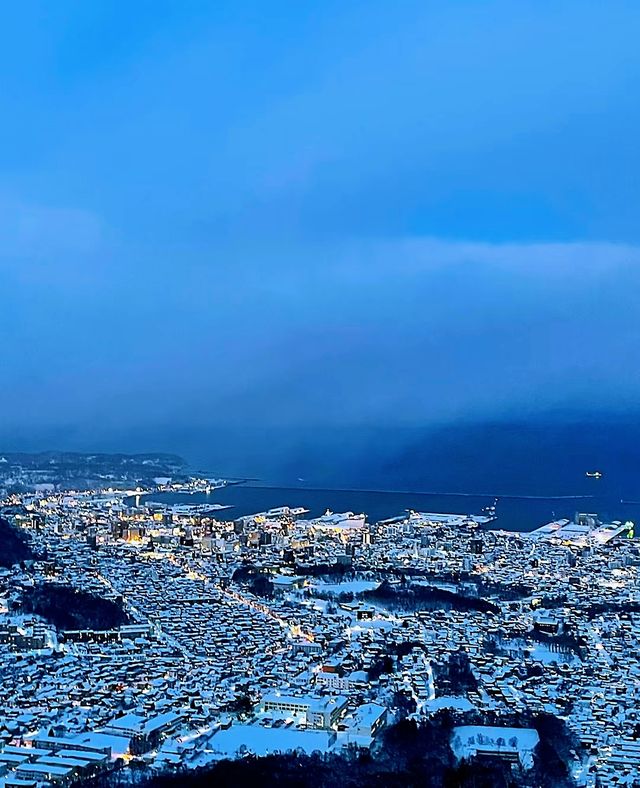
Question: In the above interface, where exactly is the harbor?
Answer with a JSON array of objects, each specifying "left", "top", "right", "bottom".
[{"left": 138, "top": 482, "right": 640, "bottom": 534}]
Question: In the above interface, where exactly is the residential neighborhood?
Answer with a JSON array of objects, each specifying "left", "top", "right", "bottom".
[{"left": 0, "top": 458, "right": 639, "bottom": 786}]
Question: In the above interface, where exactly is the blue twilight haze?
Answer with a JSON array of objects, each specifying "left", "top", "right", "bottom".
[{"left": 2, "top": 1, "right": 640, "bottom": 461}]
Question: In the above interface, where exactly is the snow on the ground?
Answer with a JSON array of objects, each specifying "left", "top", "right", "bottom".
[{"left": 191, "top": 723, "right": 335, "bottom": 764}]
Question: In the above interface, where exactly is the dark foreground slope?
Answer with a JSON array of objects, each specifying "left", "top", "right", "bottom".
[
  {"left": 83, "top": 715, "right": 576, "bottom": 788},
  {"left": 0, "top": 516, "right": 35, "bottom": 567}
]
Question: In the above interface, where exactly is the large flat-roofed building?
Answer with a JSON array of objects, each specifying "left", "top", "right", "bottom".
[
  {"left": 316, "top": 671, "right": 351, "bottom": 691},
  {"left": 29, "top": 735, "right": 113, "bottom": 757},
  {"left": 346, "top": 703, "right": 387, "bottom": 738},
  {"left": 0, "top": 753, "right": 31, "bottom": 770},
  {"left": 102, "top": 711, "right": 185, "bottom": 754},
  {"left": 15, "top": 762, "right": 76, "bottom": 786},
  {"left": 528, "top": 512, "right": 631, "bottom": 546},
  {"left": 261, "top": 693, "right": 348, "bottom": 729},
  {"left": 102, "top": 713, "right": 147, "bottom": 738},
  {"left": 6, "top": 777, "right": 38, "bottom": 788}
]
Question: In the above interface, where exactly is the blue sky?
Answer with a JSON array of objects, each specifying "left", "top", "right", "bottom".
[{"left": 2, "top": 1, "right": 640, "bottom": 443}]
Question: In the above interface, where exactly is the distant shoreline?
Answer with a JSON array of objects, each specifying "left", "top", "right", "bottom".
[
  {"left": 140, "top": 482, "right": 627, "bottom": 534},
  {"left": 229, "top": 482, "right": 595, "bottom": 501}
]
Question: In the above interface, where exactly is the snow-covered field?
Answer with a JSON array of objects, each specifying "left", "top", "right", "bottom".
[
  {"left": 191, "top": 724, "right": 336, "bottom": 764},
  {"left": 451, "top": 725, "right": 539, "bottom": 769}
]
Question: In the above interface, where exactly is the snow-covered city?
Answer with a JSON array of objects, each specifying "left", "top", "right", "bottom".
[{"left": 0, "top": 454, "right": 639, "bottom": 787}]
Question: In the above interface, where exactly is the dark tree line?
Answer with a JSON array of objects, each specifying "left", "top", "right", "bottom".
[
  {"left": 19, "top": 583, "right": 130, "bottom": 630},
  {"left": 294, "top": 562, "right": 356, "bottom": 578},
  {"left": 361, "top": 580, "right": 499, "bottom": 615},
  {"left": 231, "top": 565, "right": 274, "bottom": 597},
  {"left": 433, "top": 650, "right": 479, "bottom": 696},
  {"left": 0, "top": 515, "right": 35, "bottom": 568}
]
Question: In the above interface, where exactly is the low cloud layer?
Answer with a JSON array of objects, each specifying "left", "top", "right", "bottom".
[
  {"left": 1, "top": 1, "right": 639, "bottom": 448},
  {"left": 3, "top": 232, "right": 639, "bottom": 435}
]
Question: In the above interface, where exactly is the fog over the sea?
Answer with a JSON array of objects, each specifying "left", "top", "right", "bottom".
[{"left": 2, "top": 1, "right": 640, "bottom": 476}]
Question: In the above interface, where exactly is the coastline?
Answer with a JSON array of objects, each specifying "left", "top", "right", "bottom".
[{"left": 136, "top": 482, "right": 637, "bottom": 534}]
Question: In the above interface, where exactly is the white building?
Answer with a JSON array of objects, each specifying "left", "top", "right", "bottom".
[{"left": 261, "top": 694, "right": 348, "bottom": 729}]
